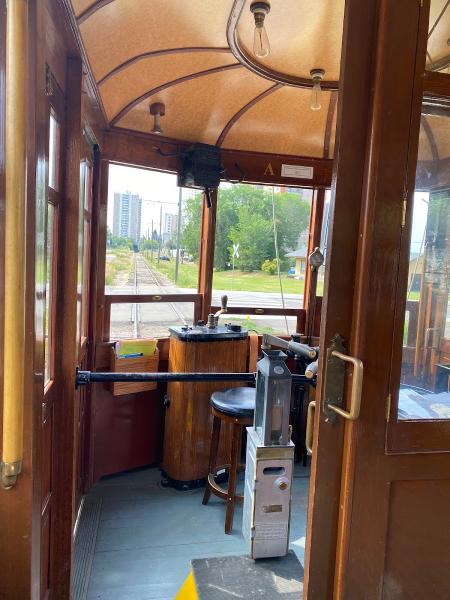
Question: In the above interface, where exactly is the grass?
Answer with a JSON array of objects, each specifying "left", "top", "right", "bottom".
[
  {"left": 105, "top": 248, "right": 134, "bottom": 286},
  {"left": 142, "top": 252, "right": 199, "bottom": 288},
  {"left": 141, "top": 252, "right": 324, "bottom": 295}
]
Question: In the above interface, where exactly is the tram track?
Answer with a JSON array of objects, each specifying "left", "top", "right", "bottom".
[{"left": 132, "top": 253, "right": 188, "bottom": 336}]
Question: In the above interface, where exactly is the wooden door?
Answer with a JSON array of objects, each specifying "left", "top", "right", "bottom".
[
  {"left": 304, "top": 1, "right": 450, "bottom": 598},
  {"left": 40, "top": 72, "right": 65, "bottom": 600}
]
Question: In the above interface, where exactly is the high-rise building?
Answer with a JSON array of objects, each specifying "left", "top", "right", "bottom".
[
  {"left": 163, "top": 213, "right": 178, "bottom": 244},
  {"left": 113, "top": 191, "right": 142, "bottom": 242}
]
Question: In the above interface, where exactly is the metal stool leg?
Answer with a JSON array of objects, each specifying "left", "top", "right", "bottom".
[
  {"left": 202, "top": 415, "right": 221, "bottom": 505},
  {"left": 225, "top": 422, "right": 242, "bottom": 534}
]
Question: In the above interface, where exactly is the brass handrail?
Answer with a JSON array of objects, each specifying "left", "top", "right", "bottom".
[{"left": 1, "top": 0, "right": 28, "bottom": 490}]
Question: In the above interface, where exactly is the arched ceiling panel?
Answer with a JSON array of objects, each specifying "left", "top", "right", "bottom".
[
  {"left": 418, "top": 121, "right": 434, "bottom": 162},
  {"left": 69, "top": 0, "right": 346, "bottom": 158},
  {"left": 78, "top": 0, "right": 234, "bottom": 81},
  {"left": 424, "top": 113, "right": 450, "bottom": 159},
  {"left": 101, "top": 51, "right": 237, "bottom": 122},
  {"left": 116, "top": 68, "right": 274, "bottom": 144},
  {"left": 236, "top": 0, "right": 344, "bottom": 81},
  {"left": 221, "top": 86, "right": 331, "bottom": 157},
  {"left": 427, "top": 0, "right": 450, "bottom": 67}
]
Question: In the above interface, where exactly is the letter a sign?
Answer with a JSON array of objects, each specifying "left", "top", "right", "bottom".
[{"left": 264, "top": 162, "right": 274, "bottom": 176}]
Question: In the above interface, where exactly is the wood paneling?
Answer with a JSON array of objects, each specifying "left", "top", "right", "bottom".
[
  {"left": 163, "top": 336, "right": 248, "bottom": 482},
  {"left": 51, "top": 56, "right": 83, "bottom": 600},
  {"left": 102, "top": 128, "right": 334, "bottom": 188},
  {"left": 110, "top": 347, "right": 159, "bottom": 396},
  {"left": 383, "top": 480, "right": 450, "bottom": 599}
]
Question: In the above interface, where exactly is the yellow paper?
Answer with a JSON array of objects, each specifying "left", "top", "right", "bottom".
[{"left": 117, "top": 339, "right": 157, "bottom": 357}]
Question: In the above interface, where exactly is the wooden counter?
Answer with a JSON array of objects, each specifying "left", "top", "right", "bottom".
[{"left": 163, "top": 333, "right": 248, "bottom": 485}]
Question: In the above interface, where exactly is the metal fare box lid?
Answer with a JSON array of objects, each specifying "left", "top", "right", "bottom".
[{"left": 169, "top": 325, "right": 248, "bottom": 341}]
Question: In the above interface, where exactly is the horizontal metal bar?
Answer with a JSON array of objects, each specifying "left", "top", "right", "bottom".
[
  {"left": 105, "top": 293, "right": 201, "bottom": 304},
  {"left": 211, "top": 306, "right": 303, "bottom": 316},
  {"left": 76, "top": 370, "right": 312, "bottom": 387}
]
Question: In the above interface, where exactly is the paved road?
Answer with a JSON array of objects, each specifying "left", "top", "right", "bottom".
[{"left": 107, "top": 255, "right": 304, "bottom": 338}]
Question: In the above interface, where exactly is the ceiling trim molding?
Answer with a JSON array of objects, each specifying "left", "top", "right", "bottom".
[
  {"left": 98, "top": 47, "right": 231, "bottom": 86},
  {"left": 110, "top": 63, "right": 242, "bottom": 126},
  {"left": 216, "top": 82, "right": 283, "bottom": 147},
  {"left": 227, "top": 0, "right": 339, "bottom": 91},
  {"left": 77, "top": 0, "right": 116, "bottom": 24},
  {"left": 323, "top": 91, "right": 338, "bottom": 158}
]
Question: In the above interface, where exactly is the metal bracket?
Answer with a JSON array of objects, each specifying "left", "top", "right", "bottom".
[
  {"left": 323, "top": 334, "right": 346, "bottom": 423},
  {"left": 1, "top": 460, "right": 22, "bottom": 490}
]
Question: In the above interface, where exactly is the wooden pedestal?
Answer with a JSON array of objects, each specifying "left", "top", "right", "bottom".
[{"left": 163, "top": 336, "right": 248, "bottom": 483}]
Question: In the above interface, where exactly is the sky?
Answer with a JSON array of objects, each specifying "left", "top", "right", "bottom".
[{"left": 107, "top": 164, "right": 182, "bottom": 236}]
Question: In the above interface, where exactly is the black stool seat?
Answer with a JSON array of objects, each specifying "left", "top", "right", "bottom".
[{"left": 211, "top": 387, "right": 256, "bottom": 418}]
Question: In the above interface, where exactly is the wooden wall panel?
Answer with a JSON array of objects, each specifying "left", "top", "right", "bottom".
[
  {"left": 102, "top": 128, "right": 333, "bottom": 188},
  {"left": 383, "top": 480, "right": 450, "bottom": 599}
]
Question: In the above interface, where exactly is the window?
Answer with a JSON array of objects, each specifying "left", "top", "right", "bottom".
[
  {"left": 105, "top": 165, "right": 201, "bottom": 338},
  {"left": 44, "top": 109, "right": 61, "bottom": 384},
  {"left": 48, "top": 111, "right": 60, "bottom": 191},
  {"left": 398, "top": 108, "right": 450, "bottom": 420},
  {"left": 211, "top": 183, "right": 313, "bottom": 334},
  {"left": 78, "top": 156, "right": 93, "bottom": 345},
  {"left": 44, "top": 203, "right": 56, "bottom": 383}
]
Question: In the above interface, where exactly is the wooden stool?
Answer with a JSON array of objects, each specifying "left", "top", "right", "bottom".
[{"left": 202, "top": 387, "right": 255, "bottom": 534}]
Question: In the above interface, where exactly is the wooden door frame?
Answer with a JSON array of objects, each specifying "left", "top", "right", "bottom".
[
  {"left": 305, "top": 0, "right": 434, "bottom": 597},
  {"left": 304, "top": 0, "right": 381, "bottom": 595}
]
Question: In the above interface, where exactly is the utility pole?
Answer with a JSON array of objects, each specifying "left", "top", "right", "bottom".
[
  {"left": 158, "top": 205, "right": 162, "bottom": 264},
  {"left": 150, "top": 219, "right": 154, "bottom": 263},
  {"left": 174, "top": 187, "right": 183, "bottom": 284}
]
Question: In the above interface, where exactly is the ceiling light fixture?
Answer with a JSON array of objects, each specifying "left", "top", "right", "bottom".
[
  {"left": 149, "top": 102, "right": 165, "bottom": 134},
  {"left": 310, "top": 69, "right": 325, "bottom": 111},
  {"left": 250, "top": 1, "right": 271, "bottom": 58}
]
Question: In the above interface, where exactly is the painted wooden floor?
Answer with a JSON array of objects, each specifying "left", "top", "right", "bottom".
[{"left": 80, "top": 466, "right": 310, "bottom": 600}]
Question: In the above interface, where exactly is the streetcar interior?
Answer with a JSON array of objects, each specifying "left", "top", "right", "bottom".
[{"left": 1, "top": 1, "right": 450, "bottom": 599}]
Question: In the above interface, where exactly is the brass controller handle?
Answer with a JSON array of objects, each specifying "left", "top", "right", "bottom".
[
  {"left": 305, "top": 400, "right": 316, "bottom": 455},
  {"left": 328, "top": 351, "right": 363, "bottom": 421}
]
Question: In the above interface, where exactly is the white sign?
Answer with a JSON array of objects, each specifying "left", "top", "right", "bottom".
[
  {"left": 233, "top": 243, "right": 240, "bottom": 258},
  {"left": 281, "top": 164, "right": 314, "bottom": 179}
]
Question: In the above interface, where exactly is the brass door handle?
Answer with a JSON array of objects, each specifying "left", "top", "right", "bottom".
[
  {"left": 305, "top": 400, "right": 316, "bottom": 455},
  {"left": 328, "top": 351, "right": 363, "bottom": 421}
]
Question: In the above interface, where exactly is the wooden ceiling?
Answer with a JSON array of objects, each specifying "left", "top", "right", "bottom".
[{"left": 70, "top": 0, "right": 449, "bottom": 161}]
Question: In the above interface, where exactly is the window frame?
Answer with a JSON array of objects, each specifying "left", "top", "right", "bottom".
[
  {"left": 44, "top": 99, "right": 63, "bottom": 389},
  {"left": 387, "top": 70, "right": 450, "bottom": 453}
]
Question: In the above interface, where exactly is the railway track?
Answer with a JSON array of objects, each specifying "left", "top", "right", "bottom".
[{"left": 131, "top": 253, "right": 188, "bottom": 336}]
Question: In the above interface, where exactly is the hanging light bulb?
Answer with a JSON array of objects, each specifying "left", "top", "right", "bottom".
[
  {"left": 250, "top": 1, "right": 271, "bottom": 58},
  {"left": 149, "top": 102, "right": 165, "bottom": 134},
  {"left": 309, "top": 69, "right": 325, "bottom": 111}
]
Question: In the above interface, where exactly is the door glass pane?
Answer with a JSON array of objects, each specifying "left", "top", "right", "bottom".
[
  {"left": 77, "top": 161, "right": 86, "bottom": 342},
  {"left": 48, "top": 112, "right": 60, "bottom": 191},
  {"left": 44, "top": 203, "right": 55, "bottom": 383},
  {"left": 399, "top": 108, "right": 450, "bottom": 420}
]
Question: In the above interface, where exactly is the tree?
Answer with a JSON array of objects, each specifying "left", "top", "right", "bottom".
[
  {"left": 180, "top": 184, "right": 311, "bottom": 271},
  {"left": 181, "top": 193, "right": 202, "bottom": 260},
  {"left": 109, "top": 236, "right": 134, "bottom": 249}
]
